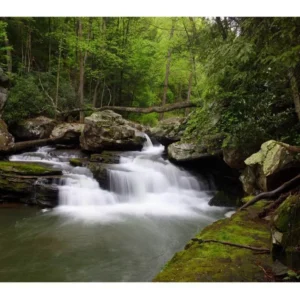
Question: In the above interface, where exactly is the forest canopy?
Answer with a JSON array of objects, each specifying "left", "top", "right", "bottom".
[{"left": 1, "top": 17, "right": 300, "bottom": 152}]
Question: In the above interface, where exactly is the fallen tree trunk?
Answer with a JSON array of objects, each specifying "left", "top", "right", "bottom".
[
  {"left": 0, "top": 135, "right": 66, "bottom": 155},
  {"left": 59, "top": 101, "right": 197, "bottom": 116},
  {"left": 239, "top": 174, "right": 300, "bottom": 211}
]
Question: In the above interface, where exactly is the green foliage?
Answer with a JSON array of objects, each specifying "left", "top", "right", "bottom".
[{"left": 3, "top": 74, "right": 54, "bottom": 125}]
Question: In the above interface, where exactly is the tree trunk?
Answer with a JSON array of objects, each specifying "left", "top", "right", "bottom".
[
  {"left": 289, "top": 69, "right": 300, "bottom": 121},
  {"left": 78, "top": 19, "right": 85, "bottom": 123},
  {"left": 100, "top": 79, "right": 105, "bottom": 108},
  {"left": 55, "top": 38, "right": 63, "bottom": 120},
  {"left": 0, "top": 135, "right": 67, "bottom": 156},
  {"left": 160, "top": 19, "right": 176, "bottom": 121},
  {"left": 185, "top": 71, "right": 193, "bottom": 116},
  {"left": 48, "top": 17, "right": 52, "bottom": 72},
  {"left": 4, "top": 35, "right": 12, "bottom": 74},
  {"left": 92, "top": 79, "right": 101, "bottom": 108},
  {"left": 59, "top": 101, "right": 196, "bottom": 116}
]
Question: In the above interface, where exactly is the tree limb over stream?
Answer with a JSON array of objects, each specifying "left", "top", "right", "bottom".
[{"left": 59, "top": 101, "right": 197, "bottom": 116}]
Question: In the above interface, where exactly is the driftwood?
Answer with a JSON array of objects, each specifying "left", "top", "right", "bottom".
[
  {"left": 191, "top": 238, "right": 270, "bottom": 253},
  {"left": 59, "top": 101, "right": 197, "bottom": 116},
  {"left": 239, "top": 174, "right": 300, "bottom": 211}
]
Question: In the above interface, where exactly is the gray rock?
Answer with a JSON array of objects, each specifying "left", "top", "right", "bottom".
[
  {"left": 150, "top": 117, "right": 186, "bottom": 146},
  {"left": 168, "top": 141, "right": 211, "bottom": 162},
  {"left": 11, "top": 116, "right": 57, "bottom": 141},
  {"left": 51, "top": 123, "right": 84, "bottom": 144},
  {"left": 0, "top": 119, "right": 14, "bottom": 152},
  {"left": 80, "top": 110, "right": 146, "bottom": 152}
]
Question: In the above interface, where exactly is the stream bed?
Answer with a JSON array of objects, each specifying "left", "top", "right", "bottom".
[{"left": 0, "top": 139, "right": 228, "bottom": 282}]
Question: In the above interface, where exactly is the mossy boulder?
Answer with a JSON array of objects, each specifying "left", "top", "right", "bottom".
[
  {"left": 69, "top": 158, "right": 85, "bottom": 167},
  {"left": 90, "top": 151, "right": 121, "bottom": 164},
  {"left": 80, "top": 110, "right": 146, "bottom": 152},
  {"left": 153, "top": 202, "right": 272, "bottom": 282},
  {"left": 0, "top": 120, "right": 14, "bottom": 152},
  {"left": 240, "top": 140, "right": 300, "bottom": 193},
  {"left": 0, "top": 161, "right": 62, "bottom": 205},
  {"left": 271, "top": 195, "right": 300, "bottom": 270},
  {"left": 10, "top": 116, "right": 57, "bottom": 141},
  {"left": 150, "top": 117, "right": 187, "bottom": 146}
]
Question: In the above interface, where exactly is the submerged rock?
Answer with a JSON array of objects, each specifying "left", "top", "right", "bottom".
[
  {"left": 150, "top": 117, "right": 187, "bottom": 146},
  {"left": 240, "top": 140, "right": 300, "bottom": 193},
  {"left": 0, "top": 119, "right": 14, "bottom": 152},
  {"left": 80, "top": 110, "right": 146, "bottom": 152},
  {"left": 10, "top": 116, "right": 57, "bottom": 141}
]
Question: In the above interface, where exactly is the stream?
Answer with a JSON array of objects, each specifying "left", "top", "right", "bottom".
[{"left": 0, "top": 137, "right": 228, "bottom": 282}]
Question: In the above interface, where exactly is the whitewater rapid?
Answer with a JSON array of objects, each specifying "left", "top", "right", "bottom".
[{"left": 9, "top": 136, "right": 226, "bottom": 222}]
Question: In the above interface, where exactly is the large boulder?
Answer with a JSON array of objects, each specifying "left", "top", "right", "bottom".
[
  {"left": 168, "top": 141, "right": 210, "bottom": 162},
  {"left": 168, "top": 134, "right": 223, "bottom": 163},
  {"left": 271, "top": 194, "right": 300, "bottom": 270},
  {"left": 80, "top": 110, "right": 146, "bottom": 152},
  {"left": 51, "top": 123, "right": 84, "bottom": 144},
  {"left": 0, "top": 119, "right": 14, "bottom": 152},
  {"left": 10, "top": 116, "right": 57, "bottom": 141},
  {"left": 150, "top": 117, "right": 187, "bottom": 146},
  {"left": 240, "top": 140, "right": 300, "bottom": 194}
]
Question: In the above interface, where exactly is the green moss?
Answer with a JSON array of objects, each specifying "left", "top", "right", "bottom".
[
  {"left": 274, "top": 195, "right": 300, "bottom": 233},
  {"left": 69, "top": 158, "right": 83, "bottom": 167},
  {"left": 153, "top": 204, "right": 272, "bottom": 282},
  {"left": 0, "top": 161, "right": 62, "bottom": 176}
]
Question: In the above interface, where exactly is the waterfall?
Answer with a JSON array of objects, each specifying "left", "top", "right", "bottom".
[{"left": 9, "top": 135, "right": 224, "bottom": 220}]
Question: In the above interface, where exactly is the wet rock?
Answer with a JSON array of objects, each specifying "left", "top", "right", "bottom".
[
  {"left": 240, "top": 140, "right": 300, "bottom": 193},
  {"left": 32, "top": 177, "right": 60, "bottom": 207},
  {"left": 90, "top": 151, "right": 121, "bottom": 164},
  {"left": 51, "top": 123, "right": 84, "bottom": 145},
  {"left": 0, "top": 161, "right": 62, "bottom": 204},
  {"left": 150, "top": 117, "right": 186, "bottom": 146},
  {"left": 0, "top": 119, "right": 14, "bottom": 152},
  {"left": 10, "top": 116, "right": 57, "bottom": 141},
  {"left": 209, "top": 191, "right": 239, "bottom": 207},
  {"left": 87, "top": 162, "right": 110, "bottom": 189},
  {"left": 80, "top": 110, "right": 146, "bottom": 152}
]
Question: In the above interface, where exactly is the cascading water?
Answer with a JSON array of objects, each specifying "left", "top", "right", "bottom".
[{"left": 3, "top": 134, "right": 229, "bottom": 281}]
